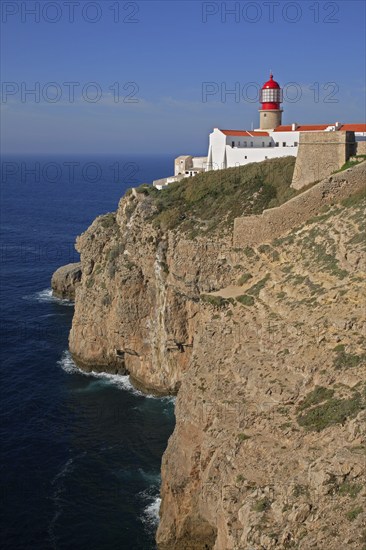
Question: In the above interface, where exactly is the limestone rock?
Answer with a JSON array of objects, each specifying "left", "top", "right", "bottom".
[
  {"left": 51, "top": 162, "right": 366, "bottom": 549},
  {"left": 51, "top": 262, "right": 82, "bottom": 300}
]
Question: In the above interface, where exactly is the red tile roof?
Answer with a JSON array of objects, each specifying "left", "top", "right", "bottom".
[
  {"left": 220, "top": 129, "right": 269, "bottom": 137},
  {"left": 273, "top": 124, "right": 329, "bottom": 132},
  {"left": 273, "top": 123, "right": 366, "bottom": 132},
  {"left": 339, "top": 124, "right": 366, "bottom": 132}
]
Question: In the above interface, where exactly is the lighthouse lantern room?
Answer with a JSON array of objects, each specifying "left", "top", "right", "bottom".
[{"left": 258, "top": 73, "right": 283, "bottom": 130}]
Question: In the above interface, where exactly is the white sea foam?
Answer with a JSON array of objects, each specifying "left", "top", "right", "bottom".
[
  {"left": 141, "top": 496, "right": 161, "bottom": 528},
  {"left": 48, "top": 453, "right": 85, "bottom": 548},
  {"left": 48, "top": 456, "right": 75, "bottom": 548},
  {"left": 24, "top": 288, "right": 74, "bottom": 306},
  {"left": 58, "top": 350, "right": 79, "bottom": 374},
  {"left": 138, "top": 468, "right": 161, "bottom": 485},
  {"left": 51, "top": 457, "right": 75, "bottom": 486},
  {"left": 58, "top": 351, "right": 148, "bottom": 397}
]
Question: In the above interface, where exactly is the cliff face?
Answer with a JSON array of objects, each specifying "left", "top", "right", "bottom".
[
  {"left": 158, "top": 189, "right": 366, "bottom": 549},
  {"left": 69, "top": 189, "right": 234, "bottom": 394},
  {"left": 61, "top": 160, "right": 365, "bottom": 548}
]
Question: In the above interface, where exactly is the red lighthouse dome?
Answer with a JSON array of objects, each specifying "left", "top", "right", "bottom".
[{"left": 260, "top": 73, "right": 282, "bottom": 110}]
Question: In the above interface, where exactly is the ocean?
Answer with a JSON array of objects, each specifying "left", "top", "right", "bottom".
[{"left": 0, "top": 155, "right": 177, "bottom": 550}]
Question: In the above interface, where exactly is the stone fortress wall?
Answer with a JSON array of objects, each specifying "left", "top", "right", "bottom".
[
  {"left": 291, "top": 131, "right": 355, "bottom": 189},
  {"left": 356, "top": 140, "right": 366, "bottom": 155},
  {"left": 233, "top": 161, "right": 365, "bottom": 248}
]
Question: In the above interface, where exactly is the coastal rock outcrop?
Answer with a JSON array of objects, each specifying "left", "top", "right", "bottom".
[
  {"left": 51, "top": 262, "right": 82, "bottom": 300},
  {"left": 68, "top": 193, "right": 233, "bottom": 392},
  {"left": 53, "top": 159, "right": 366, "bottom": 549}
]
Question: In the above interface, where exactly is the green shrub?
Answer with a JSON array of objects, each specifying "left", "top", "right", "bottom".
[
  {"left": 338, "top": 481, "right": 362, "bottom": 499},
  {"left": 201, "top": 294, "right": 232, "bottom": 308},
  {"left": 108, "top": 244, "right": 124, "bottom": 262},
  {"left": 108, "top": 263, "right": 116, "bottom": 279},
  {"left": 341, "top": 189, "right": 366, "bottom": 207},
  {"left": 135, "top": 183, "right": 159, "bottom": 196},
  {"left": 347, "top": 232, "right": 366, "bottom": 245},
  {"left": 252, "top": 498, "right": 271, "bottom": 513},
  {"left": 246, "top": 274, "right": 270, "bottom": 297},
  {"left": 237, "top": 273, "right": 253, "bottom": 285},
  {"left": 346, "top": 506, "right": 363, "bottom": 521},
  {"left": 100, "top": 213, "right": 116, "bottom": 229},
  {"left": 297, "top": 392, "right": 364, "bottom": 432},
  {"left": 149, "top": 157, "right": 296, "bottom": 234},
  {"left": 243, "top": 246, "right": 255, "bottom": 257},
  {"left": 236, "top": 294, "right": 255, "bottom": 306},
  {"left": 335, "top": 159, "right": 363, "bottom": 173},
  {"left": 297, "top": 386, "right": 335, "bottom": 412},
  {"left": 334, "top": 349, "right": 366, "bottom": 370},
  {"left": 237, "top": 433, "right": 250, "bottom": 441},
  {"left": 85, "top": 277, "right": 94, "bottom": 288}
]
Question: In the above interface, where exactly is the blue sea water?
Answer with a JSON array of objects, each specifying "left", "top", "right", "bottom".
[{"left": 0, "top": 155, "right": 176, "bottom": 550}]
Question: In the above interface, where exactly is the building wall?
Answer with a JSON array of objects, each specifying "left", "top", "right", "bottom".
[
  {"left": 207, "top": 129, "right": 300, "bottom": 171},
  {"left": 208, "top": 128, "right": 361, "bottom": 178},
  {"left": 175, "top": 156, "right": 193, "bottom": 176},
  {"left": 225, "top": 146, "right": 296, "bottom": 168},
  {"left": 207, "top": 130, "right": 227, "bottom": 170},
  {"left": 233, "top": 162, "right": 365, "bottom": 248},
  {"left": 270, "top": 131, "right": 299, "bottom": 147},
  {"left": 291, "top": 131, "right": 354, "bottom": 190},
  {"left": 192, "top": 157, "right": 208, "bottom": 169}
]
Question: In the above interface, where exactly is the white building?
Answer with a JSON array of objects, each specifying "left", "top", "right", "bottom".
[
  {"left": 153, "top": 73, "right": 366, "bottom": 189},
  {"left": 207, "top": 123, "right": 366, "bottom": 171}
]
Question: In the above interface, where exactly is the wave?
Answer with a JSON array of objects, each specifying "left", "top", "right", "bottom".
[
  {"left": 58, "top": 351, "right": 164, "bottom": 399},
  {"left": 138, "top": 468, "right": 161, "bottom": 486},
  {"left": 140, "top": 490, "right": 161, "bottom": 530},
  {"left": 48, "top": 453, "right": 86, "bottom": 548},
  {"left": 143, "top": 497, "right": 161, "bottom": 527},
  {"left": 23, "top": 288, "right": 74, "bottom": 306}
]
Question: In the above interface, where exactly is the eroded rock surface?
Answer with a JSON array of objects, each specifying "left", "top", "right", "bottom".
[
  {"left": 51, "top": 262, "right": 82, "bottom": 300},
  {"left": 53, "top": 160, "right": 366, "bottom": 549}
]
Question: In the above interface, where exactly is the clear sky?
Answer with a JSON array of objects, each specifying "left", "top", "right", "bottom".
[{"left": 1, "top": 0, "right": 365, "bottom": 154}]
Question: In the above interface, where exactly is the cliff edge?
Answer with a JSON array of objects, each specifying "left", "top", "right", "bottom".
[{"left": 54, "top": 158, "right": 366, "bottom": 548}]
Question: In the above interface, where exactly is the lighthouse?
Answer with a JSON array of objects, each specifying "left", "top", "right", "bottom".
[
  {"left": 154, "top": 70, "right": 366, "bottom": 189},
  {"left": 258, "top": 73, "right": 283, "bottom": 130}
]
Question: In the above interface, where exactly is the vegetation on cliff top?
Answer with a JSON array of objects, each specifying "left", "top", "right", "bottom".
[{"left": 137, "top": 157, "right": 296, "bottom": 235}]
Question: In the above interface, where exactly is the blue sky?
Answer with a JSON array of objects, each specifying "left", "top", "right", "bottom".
[{"left": 1, "top": 0, "right": 365, "bottom": 154}]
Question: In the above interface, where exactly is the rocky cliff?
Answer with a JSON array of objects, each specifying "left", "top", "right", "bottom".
[{"left": 55, "top": 158, "right": 366, "bottom": 549}]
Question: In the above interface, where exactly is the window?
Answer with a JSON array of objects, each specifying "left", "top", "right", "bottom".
[
  {"left": 282, "top": 142, "right": 286, "bottom": 147},
  {"left": 244, "top": 156, "right": 247, "bottom": 159},
  {"left": 238, "top": 141, "right": 240, "bottom": 146},
  {"left": 262, "top": 142, "right": 265, "bottom": 147},
  {"left": 269, "top": 142, "right": 272, "bottom": 147},
  {"left": 250, "top": 141, "right": 253, "bottom": 147},
  {"left": 275, "top": 142, "right": 279, "bottom": 147},
  {"left": 294, "top": 141, "right": 298, "bottom": 146},
  {"left": 231, "top": 141, "right": 235, "bottom": 148},
  {"left": 244, "top": 141, "right": 247, "bottom": 147}
]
